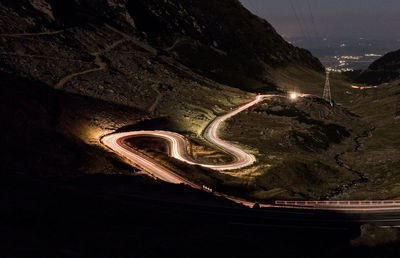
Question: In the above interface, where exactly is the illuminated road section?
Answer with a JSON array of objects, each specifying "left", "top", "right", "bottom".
[
  {"left": 102, "top": 131, "right": 201, "bottom": 188},
  {"left": 102, "top": 94, "right": 400, "bottom": 211},
  {"left": 103, "top": 95, "right": 272, "bottom": 178}
]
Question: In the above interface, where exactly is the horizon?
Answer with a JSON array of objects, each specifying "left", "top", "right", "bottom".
[{"left": 239, "top": 0, "right": 400, "bottom": 40}]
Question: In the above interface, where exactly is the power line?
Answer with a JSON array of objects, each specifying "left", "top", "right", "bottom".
[
  {"left": 296, "top": 1, "right": 312, "bottom": 39},
  {"left": 306, "top": 0, "right": 320, "bottom": 38},
  {"left": 288, "top": 0, "right": 309, "bottom": 40},
  {"left": 246, "top": 0, "right": 261, "bottom": 17}
]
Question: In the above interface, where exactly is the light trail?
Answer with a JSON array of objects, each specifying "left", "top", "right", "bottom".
[
  {"left": 104, "top": 95, "right": 274, "bottom": 172},
  {"left": 274, "top": 200, "right": 400, "bottom": 211},
  {"left": 102, "top": 94, "right": 400, "bottom": 212},
  {"left": 103, "top": 132, "right": 201, "bottom": 188}
]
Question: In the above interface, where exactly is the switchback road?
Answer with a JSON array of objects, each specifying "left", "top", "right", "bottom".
[{"left": 102, "top": 94, "right": 400, "bottom": 215}]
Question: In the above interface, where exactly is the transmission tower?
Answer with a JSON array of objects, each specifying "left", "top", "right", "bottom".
[{"left": 322, "top": 70, "right": 332, "bottom": 106}]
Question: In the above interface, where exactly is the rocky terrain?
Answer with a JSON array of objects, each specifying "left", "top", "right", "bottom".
[
  {"left": 1, "top": 0, "right": 398, "bottom": 214},
  {"left": 1, "top": 0, "right": 324, "bottom": 179},
  {"left": 2, "top": 0, "right": 400, "bottom": 257}
]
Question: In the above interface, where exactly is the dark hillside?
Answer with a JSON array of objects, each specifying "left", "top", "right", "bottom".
[
  {"left": 1, "top": 1, "right": 400, "bottom": 256},
  {"left": 125, "top": 0, "right": 324, "bottom": 90},
  {"left": 0, "top": 0, "right": 323, "bottom": 92},
  {"left": 356, "top": 49, "right": 400, "bottom": 85}
]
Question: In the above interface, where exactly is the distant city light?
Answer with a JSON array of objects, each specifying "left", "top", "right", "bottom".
[
  {"left": 365, "top": 53, "right": 382, "bottom": 57},
  {"left": 290, "top": 93, "right": 298, "bottom": 100}
]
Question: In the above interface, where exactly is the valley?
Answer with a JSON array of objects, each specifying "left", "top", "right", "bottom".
[{"left": 2, "top": 0, "right": 400, "bottom": 257}]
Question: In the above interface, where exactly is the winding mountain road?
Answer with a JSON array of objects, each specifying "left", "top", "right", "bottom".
[
  {"left": 102, "top": 94, "right": 400, "bottom": 214},
  {"left": 103, "top": 95, "right": 268, "bottom": 174}
]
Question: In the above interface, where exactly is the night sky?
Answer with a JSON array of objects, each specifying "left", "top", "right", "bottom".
[{"left": 239, "top": 0, "right": 400, "bottom": 40}]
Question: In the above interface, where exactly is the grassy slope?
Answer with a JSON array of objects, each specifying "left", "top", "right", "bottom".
[
  {"left": 215, "top": 72, "right": 400, "bottom": 201},
  {"left": 217, "top": 94, "right": 361, "bottom": 200},
  {"left": 271, "top": 65, "right": 357, "bottom": 105},
  {"left": 337, "top": 80, "right": 400, "bottom": 199},
  {"left": 115, "top": 71, "right": 400, "bottom": 202}
]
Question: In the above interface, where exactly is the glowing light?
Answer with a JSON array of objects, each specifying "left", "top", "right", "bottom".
[{"left": 290, "top": 93, "right": 297, "bottom": 100}]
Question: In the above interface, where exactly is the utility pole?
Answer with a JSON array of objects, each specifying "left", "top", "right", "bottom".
[{"left": 322, "top": 69, "right": 332, "bottom": 106}]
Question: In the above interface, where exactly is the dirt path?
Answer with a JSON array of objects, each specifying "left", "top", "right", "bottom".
[
  {"left": 0, "top": 52, "right": 91, "bottom": 62},
  {"left": 1, "top": 25, "right": 153, "bottom": 92},
  {"left": 104, "top": 24, "right": 157, "bottom": 55},
  {"left": 54, "top": 39, "right": 126, "bottom": 90},
  {"left": 0, "top": 30, "right": 64, "bottom": 37},
  {"left": 148, "top": 84, "right": 162, "bottom": 114},
  {"left": 0, "top": 27, "right": 127, "bottom": 90}
]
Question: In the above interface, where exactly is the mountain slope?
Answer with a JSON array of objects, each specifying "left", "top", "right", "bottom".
[
  {"left": 1, "top": 0, "right": 362, "bottom": 197},
  {"left": 1, "top": 0, "right": 323, "bottom": 93},
  {"left": 3, "top": 3, "right": 400, "bottom": 254},
  {"left": 356, "top": 49, "right": 400, "bottom": 85},
  {"left": 124, "top": 0, "right": 324, "bottom": 90}
]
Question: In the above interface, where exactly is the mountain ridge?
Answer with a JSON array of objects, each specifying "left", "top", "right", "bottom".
[
  {"left": 1, "top": 0, "right": 324, "bottom": 92},
  {"left": 356, "top": 48, "right": 400, "bottom": 85}
]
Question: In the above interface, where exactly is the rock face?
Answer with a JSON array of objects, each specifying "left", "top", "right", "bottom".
[
  {"left": 356, "top": 49, "right": 400, "bottom": 85},
  {"left": 124, "top": 0, "right": 324, "bottom": 90},
  {"left": 0, "top": 0, "right": 324, "bottom": 177},
  {"left": 30, "top": 0, "right": 54, "bottom": 21},
  {"left": 1, "top": 0, "right": 323, "bottom": 92}
]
